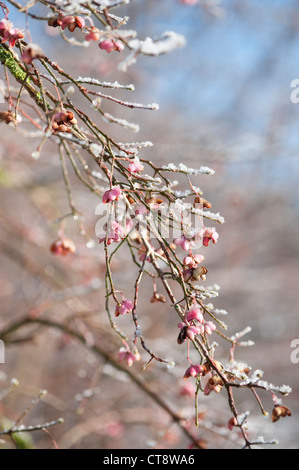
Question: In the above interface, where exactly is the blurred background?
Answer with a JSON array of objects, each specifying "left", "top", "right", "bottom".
[{"left": 0, "top": 0, "right": 298, "bottom": 449}]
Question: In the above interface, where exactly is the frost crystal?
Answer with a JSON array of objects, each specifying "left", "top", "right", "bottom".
[
  {"left": 128, "top": 32, "right": 186, "bottom": 56},
  {"left": 162, "top": 163, "right": 215, "bottom": 175},
  {"left": 104, "top": 113, "right": 140, "bottom": 133},
  {"left": 89, "top": 143, "right": 103, "bottom": 157},
  {"left": 192, "top": 207, "right": 225, "bottom": 224}
]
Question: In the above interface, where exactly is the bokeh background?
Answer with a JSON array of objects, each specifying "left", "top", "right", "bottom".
[{"left": 0, "top": 0, "right": 298, "bottom": 448}]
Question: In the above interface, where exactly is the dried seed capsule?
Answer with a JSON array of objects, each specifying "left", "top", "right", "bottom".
[
  {"left": 67, "top": 111, "right": 74, "bottom": 121},
  {"left": 194, "top": 196, "right": 212, "bottom": 209},
  {"left": 74, "top": 16, "right": 85, "bottom": 29},
  {"left": 0, "top": 111, "right": 17, "bottom": 125},
  {"left": 272, "top": 405, "right": 292, "bottom": 423},
  {"left": 177, "top": 326, "right": 188, "bottom": 345},
  {"left": 191, "top": 266, "right": 208, "bottom": 281},
  {"left": 58, "top": 124, "right": 68, "bottom": 133},
  {"left": 68, "top": 22, "right": 76, "bottom": 32},
  {"left": 150, "top": 292, "right": 167, "bottom": 303}
]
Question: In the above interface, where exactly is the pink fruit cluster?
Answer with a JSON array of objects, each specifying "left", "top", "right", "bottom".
[{"left": 0, "top": 18, "right": 24, "bottom": 48}]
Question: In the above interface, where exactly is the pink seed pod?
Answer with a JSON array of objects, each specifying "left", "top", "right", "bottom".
[
  {"left": 183, "top": 364, "right": 206, "bottom": 380},
  {"left": 186, "top": 306, "right": 204, "bottom": 324},
  {"left": 99, "top": 38, "right": 124, "bottom": 53},
  {"left": 102, "top": 185, "right": 122, "bottom": 203},
  {"left": 128, "top": 157, "right": 144, "bottom": 173},
  {"left": 60, "top": 16, "right": 75, "bottom": 31},
  {"left": 21, "top": 43, "right": 44, "bottom": 64},
  {"left": 74, "top": 16, "right": 85, "bottom": 29},
  {"left": 118, "top": 347, "right": 140, "bottom": 366},
  {"left": 50, "top": 238, "right": 76, "bottom": 256},
  {"left": 185, "top": 325, "right": 202, "bottom": 341},
  {"left": 99, "top": 39, "right": 116, "bottom": 53},
  {"left": 202, "top": 227, "right": 219, "bottom": 246},
  {"left": 85, "top": 26, "right": 101, "bottom": 42},
  {"left": 115, "top": 299, "right": 134, "bottom": 317}
]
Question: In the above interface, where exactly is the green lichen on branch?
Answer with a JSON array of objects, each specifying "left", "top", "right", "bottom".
[
  {"left": 0, "top": 42, "right": 49, "bottom": 109},
  {"left": 0, "top": 42, "right": 28, "bottom": 82}
]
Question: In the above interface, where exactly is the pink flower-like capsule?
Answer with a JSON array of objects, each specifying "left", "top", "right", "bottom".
[
  {"left": 98, "top": 220, "right": 124, "bottom": 245},
  {"left": 60, "top": 15, "right": 85, "bottom": 32},
  {"left": 183, "top": 364, "right": 206, "bottom": 380},
  {"left": 185, "top": 325, "right": 202, "bottom": 341},
  {"left": 174, "top": 234, "right": 195, "bottom": 252},
  {"left": 115, "top": 299, "right": 134, "bottom": 317},
  {"left": 0, "top": 18, "right": 12, "bottom": 38},
  {"left": 50, "top": 238, "right": 76, "bottom": 256},
  {"left": 202, "top": 227, "right": 219, "bottom": 247},
  {"left": 128, "top": 157, "right": 144, "bottom": 174},
  {"left": 228, "top": 417, "right": 238, "bottom": 431},
  {"left": 272, "top": 405, "right": 292, "bottom": 423},
  {"left": 0, "top": 18, "right": 10, "bottom": 31},
  {"left": 185, "top": 306, "right": 204, "bottom": 324},
  {"left": 74, "top": 16, "right": 85, "bottom": 29},
  {"left": 135, "top": 203, "right": 147, "bottom": 216},
  {"left": 117, "top": 347, "right": 140, "bottom": 366},
  {"left": 183, "top": 254, "right": 205, "bottom": 268},
  {"left": 99, "top": 38, "right": 124, "bottom": 53},
  {"left": 0, "top": 18, "right": 24, "bottom": 48},
  {"left": 85, "top": 26, "right": 101, "bottom": 42},
  {"left": 21, "top": 43, "right": 43, "bottom": 64},
  {"left": 204, "top": 375, "right": 224, "bottom": 395},
  {"left": 182, "top": 267, "right": 193, "bottom": 282},
  {"left": 203, "top": 321, "right": 216, "bottom": 336},
  {"left": 102, "top": 185, "right": 122, "bottom": 203},
  {"left": 58, "top": 15, "right": 74, "bottom": 30}
]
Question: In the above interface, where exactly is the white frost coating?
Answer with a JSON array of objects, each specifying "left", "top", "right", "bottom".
[
  {"left": 225, "top": 361, "right": 250, "bottom": 380},
  {"left": 99, "top": 0, "right": 130, "bottom": 8},
  {"left": 193, "top": 285, "right": 219, "bottom": 299},
  {"left": 166, "top": 361, "right": 176, "bottom": 369},
  {"left": 75, "top": 77, "right": 135, "bottom": 90},
  {"left": 162, "top": 163, "right": 215, "bottom": 175},
  {"left": 117, "top": 141, "right": 153, "bottom": 148},
  {"left": 128, "top": 32, "right": 186, "bottom": 56},
  {"left": 31, "top": 151, "right": 40, "bottom": 160},
  {"left": 237, "top": 411, "right": 250, "bottom": 426},
  {"left": 175, "top": 187, "right": 203, "bottom": 197},
  {"left": 254, "top": 436, "right": 279, "bottom": 446},
  {"left": 238, "top": 340, "right": 255, "bottom": 347},
  {"left": 255, "top": 381, "right": 292, "bottom": 396},
  {"left": 114, "top": 29, "right": 137, "bottom": 39},
  {"left": 212, "top": 308, "right": 228, "bottom": 316},
  {"left": 230, "top": 326, "right": 252, "bottom": 342},
  {"left": 58, "top": 0, "right": 130, "bottom": 12},
  {"left": 89, "top": 143, "right": 103, "bottom": 156},
  {"left": 140, "top": 174, "right": 162, "bottom": 184},
  {"left": 192, "top": 207, "right": 225, "bottom": 224},
  {"left": 173, "top": 199, "right": 192, "bottom": 211},
  {"left": 103, "top": 113, "right": 140, "bottom": 133}
]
